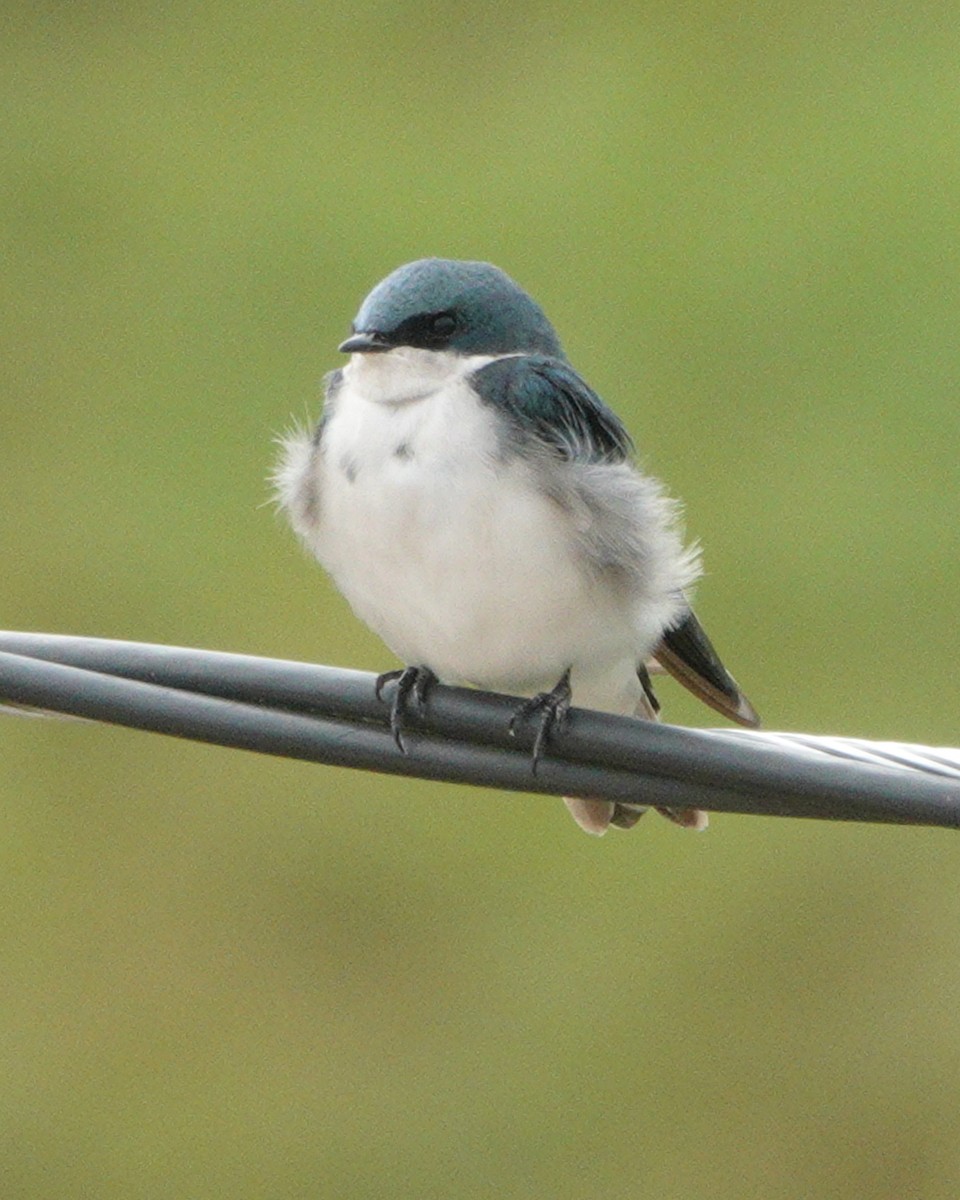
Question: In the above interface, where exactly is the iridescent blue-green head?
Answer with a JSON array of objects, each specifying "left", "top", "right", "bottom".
[{"left": 339, "top": 258, "right": 566, "bottom": 360}]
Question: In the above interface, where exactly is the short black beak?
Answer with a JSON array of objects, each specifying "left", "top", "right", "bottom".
[{"left": 338, "top": 330, "right": 392, "bottom": 354}]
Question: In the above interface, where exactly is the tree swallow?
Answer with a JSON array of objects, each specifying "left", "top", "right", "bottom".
[{"left": 276, "top": 258, "right": 759, "bottom": 835}]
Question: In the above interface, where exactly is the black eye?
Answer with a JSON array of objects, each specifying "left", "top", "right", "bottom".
[
  {"left": 391, "top": 309, "right": 461, "bottom": 349},
  {"left": 429, "top": 312, "right": 457, "bottom": 337}
]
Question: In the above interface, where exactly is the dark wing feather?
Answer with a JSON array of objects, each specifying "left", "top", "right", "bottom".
[
  {"left": 471, "top": 355, "right": 632, "bottom": 463},
  {"left": 653, "top": 610, "right": 760, "bottom": 727},
  {"left": 473, "top": 357, "right": 757, "bottom": 728},
  {"left": 311, "top": 368, "right": 345, "bottom": 448}
]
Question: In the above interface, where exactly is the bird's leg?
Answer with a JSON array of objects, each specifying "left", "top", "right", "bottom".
[
  {"left": 375, "top": 665, "right": 438, "bottom": 752},
  {"left": 508, "top": 667, "right": 572, "bottom": 773}
]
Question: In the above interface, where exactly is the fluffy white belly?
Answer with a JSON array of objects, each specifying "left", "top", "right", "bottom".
[{"left": 283, "top": 361, "right": 646, "bottom": 705}]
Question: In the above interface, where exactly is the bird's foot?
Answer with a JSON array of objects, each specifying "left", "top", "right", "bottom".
[
  {"left": 375, "top": 665, "right": 437, "bottom": 752},
  {"left": 508, "top": 668, "right": 572, "bottom": 773}
]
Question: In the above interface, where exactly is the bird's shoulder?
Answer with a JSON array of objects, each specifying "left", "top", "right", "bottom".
[
  {"left": 323, "top": 367, "right": 346, "bottom": 411},
  {"left": 469, "top": 354, "right": 633, "bottom": 464},
  {"left": 311, "top": 368, "right": 346, "bottom": 446}
]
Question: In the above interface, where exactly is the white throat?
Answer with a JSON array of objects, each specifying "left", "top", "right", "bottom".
[{"left": 342, "top": 346, "right": 498, "bottom": 406}]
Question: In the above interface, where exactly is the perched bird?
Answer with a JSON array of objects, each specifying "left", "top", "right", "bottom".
[{"left": 276, "top": 258, "right": 758, "bottom": 834}]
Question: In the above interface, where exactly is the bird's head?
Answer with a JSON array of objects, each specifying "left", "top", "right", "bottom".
[{"left": 339, "top": 258, "right": 565, "bottom": 361}]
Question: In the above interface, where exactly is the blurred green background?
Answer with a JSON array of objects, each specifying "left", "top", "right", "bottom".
[{"left": 3, "top": 3, "right": 960, "bottom": 1197}]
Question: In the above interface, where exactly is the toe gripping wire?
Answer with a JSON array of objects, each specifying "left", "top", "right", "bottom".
[{"left": 0, "top": 632, "right": 959, "bottom": 829}]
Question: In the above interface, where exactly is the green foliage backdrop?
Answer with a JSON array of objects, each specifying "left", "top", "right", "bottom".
[{"left": 2, "top": 4, "right": 959, "bottom": 1196}]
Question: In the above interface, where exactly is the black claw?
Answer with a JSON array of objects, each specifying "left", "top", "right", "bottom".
[
  {"left": 374, "top": 668, "right": 403, "bottom": 703},
  {"left": 375, "top": 666, "right": 437, "bottom": 752},
  {"left": 508, "top": 668, "right": 572, "bottom": 774}
]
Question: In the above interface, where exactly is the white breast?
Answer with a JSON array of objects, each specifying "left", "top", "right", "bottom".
[{"left": 278, "top": 349, "right": 672, "bottom": 712}]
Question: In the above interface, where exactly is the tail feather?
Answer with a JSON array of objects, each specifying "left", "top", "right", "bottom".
[
  {"left": 562, "top": 663, "right": 708, "bottom": 836},
  {"left": 654, "top": 610, "right": 760, "bottom": 728}
]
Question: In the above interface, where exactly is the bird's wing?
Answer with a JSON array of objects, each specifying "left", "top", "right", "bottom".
[
  {"left": 652, "top": 609, "right": 760, "bottom": 727},
  {"left": 472, "top": 356, "right": 758, "bottom": 730},
  {"left": 314, "top": 368, "right": 345, "bottom": 442},
  {"left": 471, "top": 355, "right": 633, "bottom": 463}
]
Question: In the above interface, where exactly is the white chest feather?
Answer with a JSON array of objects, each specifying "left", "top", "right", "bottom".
[{"left": 277, "top": 349, "right": 689, "bottom": 711}]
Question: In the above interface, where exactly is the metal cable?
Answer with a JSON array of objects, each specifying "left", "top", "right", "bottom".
[{"left": 0, "top": 631, "right": 956, "bottom": 828}]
